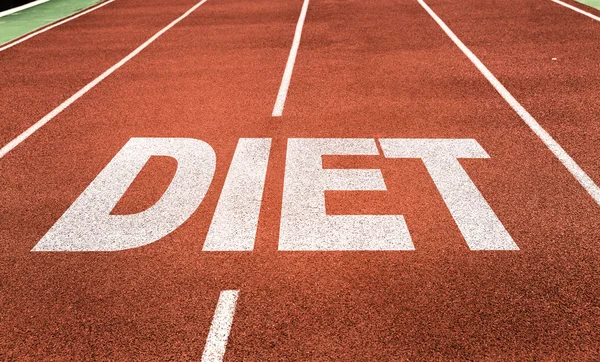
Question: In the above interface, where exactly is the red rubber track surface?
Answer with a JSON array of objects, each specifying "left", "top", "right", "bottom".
[
  {"left": 0, "top": 0, "right": 202, "bottom": 146},
  {"left": 428, "top": 0, "right": 600, "bottom": 182},
  {"left": 1, "top": 0, "right": 599, "bottom": 360}
]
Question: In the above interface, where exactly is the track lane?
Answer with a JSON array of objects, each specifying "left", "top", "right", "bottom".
[
  {"left": 0, "top": 0, "right": 206, "bottom": 147},
  {"left": 0, "top": 0, "right": 302, "bottom": 358},
  {"left": 0, "top": 0, "right": 213, "bottom": 158},
  {"left": 1, "top": 0, "right": 599, "bottom": 359},
  {"left": 424, "top": 0, "right": 600, "bottom": 195},
  {"left": 247, "top": 0, "right": 600, "bottom": 359}
]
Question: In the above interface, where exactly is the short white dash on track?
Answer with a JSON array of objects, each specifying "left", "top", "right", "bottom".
[
  {"left": 201, "top": 290, "right": 240, "bottom": 362},
  {"left": 418, "top": 0, "right": 600, "bottom": 206},
  {"left": 551, "top": 0, "right": 600, "bottom": 22},
  {"left": 0, "top": 0, "right": 209, "bottom": 159},
  {"left": 272, "top": 0, "right": 310, "bottom": 117},
  {"left": 0, "top": 0, "right": 116, "bottom": 52},
  {"left": 0, "top": 0, "right": 49, "bottom": 18}
]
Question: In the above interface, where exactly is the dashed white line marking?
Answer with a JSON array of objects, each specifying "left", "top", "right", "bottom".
[
  {"left": 0, "top": 0, "right": 209, "bottom": 159},
  {"left": 0, "top": 0, "right": 49, "bottom": 18},
  {"left": 551, "top": 0, "right": 600, "bottom": 22},
  {"left": 418, "top": 0, "right": 600, "bottom": 206},
  {"left": 201, "top": 290, "right": 239, "bottom": 362},
  {"left": 0, "top": 0, "right": 116, "bottom": 52},
  {"left": 272, "top": 0, "right": 310, "bottom": 117}
]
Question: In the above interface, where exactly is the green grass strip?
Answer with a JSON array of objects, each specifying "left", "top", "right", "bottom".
[
  {"left": 0, "top": 0, "right": 103, "bottom": 46},
  {"left": 576, "top": 0, "right": 600, "bottom": 11}
]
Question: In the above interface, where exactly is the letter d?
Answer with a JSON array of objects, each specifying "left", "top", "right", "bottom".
[{"left": 32, "top": 138, "right": 216, "bottom": 251}]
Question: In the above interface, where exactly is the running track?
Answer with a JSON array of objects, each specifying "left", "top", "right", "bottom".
[{"left": 1, "top": 0, "right": 600, "bottom": 359}]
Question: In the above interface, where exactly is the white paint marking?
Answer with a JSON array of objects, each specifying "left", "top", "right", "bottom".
[
  {"left": 201, "top": 290, "right": 239, "bottom": 362},
  {"left": 204, "top": 138, "right": 271, "bottom": 251},
  {"left": 0, "top": 0, "right": 116, "bottom": 52},
  {"left": 279, "top": 138, "right": 414, "bottom": 251},
  {"left": 379, "top": 138, "right": 518, "bottom": 251},
  {"left": 0, "top": 0, "right": 209, "bottom": 158},
  {"left": 418, "top": 0, "right": 600, "bottom": 206},
  {"left": 0, "top": 0, "right": 49, "bottom": 18},
  {"left": 32, "top": 138, "right": 216, "bottom": 252},
  {"left": 271, "top": 0, "right": 310, "bottom": 117},
  {"left": 551, "top": 0, "right": 600, "bottom": 22}
]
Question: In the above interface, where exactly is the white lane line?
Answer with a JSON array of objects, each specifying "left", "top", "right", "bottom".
[
  {"left": 0, "top": 0, "right": 50, "bottom": 18},
  {"left": 418, "top": 0, "right": 600, "bottom": 206},
  {"left": 272, "top": 0, "right": 310, "bottom": 117},
  {"left": 0, "top": 0, "right": 116, "bottom": 52},
  {"left": 0, "top": 0, "right": 209, "bottom": 159},
  {"left": 551, "top": 0, "right": 600, "bottom": 22},
  {"left": 201, "top": 290, "right": 240, "bottom": 362}
]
